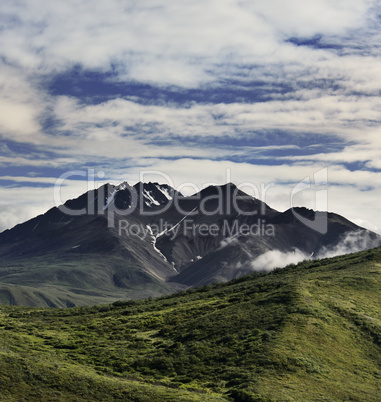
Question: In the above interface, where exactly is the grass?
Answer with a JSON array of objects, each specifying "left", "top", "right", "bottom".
[{"left": 0, "top": 247, "right": 380, "bottom": 400}]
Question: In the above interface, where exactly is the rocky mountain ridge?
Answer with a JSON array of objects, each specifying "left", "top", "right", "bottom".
[{"left": 0, "top": 181, "right": 380, "bottom": 306}]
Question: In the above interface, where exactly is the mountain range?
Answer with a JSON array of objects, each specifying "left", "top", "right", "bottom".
[
  {"left": 0, "top": 181, "right": 380, "bottom": 307},
  {"left": 1, "top": 247, "right": 381, "bottom": 400}
]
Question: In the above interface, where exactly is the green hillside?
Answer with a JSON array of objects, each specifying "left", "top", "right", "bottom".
[{"left": 0, "top": 247, "right": 380, "bottom": 401}]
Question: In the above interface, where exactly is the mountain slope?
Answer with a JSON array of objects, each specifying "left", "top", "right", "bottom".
[
  {"left": 0, "top": 254, "right": 177, "bottom": 308},
  {"left": 0, "top": 182, "right": 184, "bottom": 306},
  {"left": 0, "top": 181, "right": 380, "bottom": 307},
  {"left": 0, "top": 247, "right": 380, "bottom": 400}
]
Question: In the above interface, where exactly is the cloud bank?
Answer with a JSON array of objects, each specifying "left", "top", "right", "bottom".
[
  {"left": 250, "top": 229, "right": 381, "bottom": 272},
  {"left": 251, "top": 249, "right": 310, "bottom": 272},
  {"left": 0, "top": 0, "right": 381, "bottom": 234}
]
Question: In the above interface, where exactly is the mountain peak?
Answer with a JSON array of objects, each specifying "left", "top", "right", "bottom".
[
  {"left": 101, "top": 181, "right": 180, "bottom": 211},
  {"left": 0, "top": 178, "right": 381, "bottom": 307},
  {"left": 115, "top": 181, "right": 130, "bottom": 191},
  {"left": 199, "top": 182, "right": 240, "bottom": 197},
  {"left": 133, "top": 182, "right": 179, "bottom": 207}
]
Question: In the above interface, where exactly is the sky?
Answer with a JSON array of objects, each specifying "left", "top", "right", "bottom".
[{"left": 1, "top": 0, "right": 381, "bottom": 234}]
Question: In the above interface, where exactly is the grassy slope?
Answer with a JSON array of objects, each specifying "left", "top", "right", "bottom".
[{"left": 0, "top": 248, "right": 380, "bottom": 401}]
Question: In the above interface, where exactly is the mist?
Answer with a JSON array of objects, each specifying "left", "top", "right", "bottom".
[
  {"left": 316, "top": 230, "right": 381, "bottom": 259},
  {"left": 250, "top": 230, "right": 381, "bottom": 272},
  {"left": 251, "top": 249, "right": 310, "bottom": 272}
]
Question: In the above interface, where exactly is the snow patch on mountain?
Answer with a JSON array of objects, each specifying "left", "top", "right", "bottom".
[
  {"left": 157, "top": 185, "right": 173, "bottom": 200},
  {"left": 117, "top": 182, "right": 129, "bottom": 191},
  {"left": 143, "top": 189, "right": 161, "bottom": 206},
  {"left": 146, "top": 225, "right": 169, "bottom": 264}
]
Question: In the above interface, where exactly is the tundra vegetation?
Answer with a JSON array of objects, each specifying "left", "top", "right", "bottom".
[{"left": 0, "top": 247, "right": 380, "bottom": 401}]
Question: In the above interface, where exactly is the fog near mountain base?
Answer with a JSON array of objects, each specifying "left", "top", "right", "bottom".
[
  {"left": 251, "top": 249, "right": 309, "bottom": 272},
  {"left": 250, "top": 230, "right": 381, "bottom": 272},
  {"left": 315, "top": 230, "right": 381, "bottom": 259}
]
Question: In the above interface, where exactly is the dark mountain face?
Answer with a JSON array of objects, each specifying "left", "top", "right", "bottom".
[{"left": 0, "top": 181, "right": 380, "bottom": 307}]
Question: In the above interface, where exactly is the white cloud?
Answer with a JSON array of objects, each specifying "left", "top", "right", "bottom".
[
  {"left": 248, "top": 0, "right": 373, "bottom": 36},
  {"left": 0, "top": 205, "right": 50, "bottom": 233},
  {"left": 249, "top": 226, "right": 381, "bottom": 273},
  {"left": 251, "top": 249, "right": 309, "bottom": 272},
  {"left": 1, "top": 0, "right": 381, "bottom": 239},
  {"left": 0, "top": 0, "right": 377, "bottom": 87},
  {"left": 316, "top": 230, "right": 381, "bottom": 259},
  {"left": 0, "top": 176, "right": 102, "bottom": 232}
]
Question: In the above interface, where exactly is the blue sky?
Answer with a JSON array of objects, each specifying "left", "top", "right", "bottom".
[{"left": 1, "top": 0, "right": 381, "bottom": 233}]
